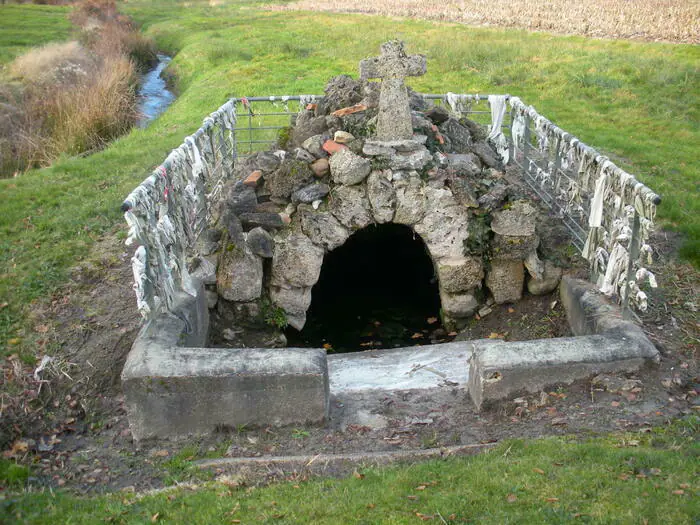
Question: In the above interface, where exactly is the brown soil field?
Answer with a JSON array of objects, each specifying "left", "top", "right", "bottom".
[{"left": 271, "top": 0, "right": 699, "bottom": 44}]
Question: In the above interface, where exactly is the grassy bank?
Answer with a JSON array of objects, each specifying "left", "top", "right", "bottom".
[
  {"left": 0, "top": 0, "right": 698, "bottom": 353},
  {"left": 2, "top": 419, "right": 698, "bottom": 523},
  {"left": 0, "top": 4, "right": 73, "bottom": 65}
]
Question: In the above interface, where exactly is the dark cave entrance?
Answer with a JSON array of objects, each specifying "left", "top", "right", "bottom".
[{"left": 285, "top": 223, "right": 445, "bottom": 352}]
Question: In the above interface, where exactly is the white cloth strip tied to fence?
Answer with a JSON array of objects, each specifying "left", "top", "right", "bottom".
[
  {"left": 122, "top": 99, "right": 238, "bottom": 320},
  {"left": 508, "top": 96, "right": 660, "bottom": 311}
]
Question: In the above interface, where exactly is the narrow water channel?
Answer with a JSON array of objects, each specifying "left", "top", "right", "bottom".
[{"left": 137, "top": 54, "right": 175, "bottom": 127}]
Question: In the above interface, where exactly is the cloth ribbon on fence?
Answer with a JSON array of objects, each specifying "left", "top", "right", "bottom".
[{"left": 487, "top": 95, "right": 509, "bottom": 164}]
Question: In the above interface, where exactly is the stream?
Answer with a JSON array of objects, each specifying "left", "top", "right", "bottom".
[{"left": 137, "top": 54, "right": 175, "bottom": 128}]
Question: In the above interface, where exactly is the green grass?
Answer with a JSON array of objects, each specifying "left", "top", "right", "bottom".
[
  {"left": 0, "top": 0, "right": 698, "bottom": 357},
  {"left": 0, "top": 4, "right": 73, "bottom": 66},
  {"left": 2, "top": 418, "right": 698, "bottom": 523}
]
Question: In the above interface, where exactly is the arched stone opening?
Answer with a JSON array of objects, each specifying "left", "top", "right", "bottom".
[{"left": 285, "top": 223, "right": 442, "bottom": 352}]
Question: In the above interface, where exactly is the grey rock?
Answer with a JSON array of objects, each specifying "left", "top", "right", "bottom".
[
  {"left": 220, "top": 210, "right": 245, "bottom": 244},
  {"left": 527, "top": 260, "right": 563, "bottom": 295},
  {"left": 389, "top": 147, "right": 433, "bottom": 171},
  {"left": 205, "top": 289, "right": 218, "bottom": 309},
  {"left": 239, "top": 212, "right": 285, "bottom": 230},
  {"left": 270, "top": 285, "right": 312, "bottom": 330},
  {"left": 449, "top": 179, "right": 479, "bottom": 208},
  {"left": 440, "top": 289, "right": 479, "bottom": 319},
  {"left": 270, "top": 232, "right": 324, "bottom": 288},
  {"left": 426, "top": 105, "right": 450, "bottom": 124},
  {"left": 486, "top": 259, "right": 525, "bottom": 304},
  {"left": 477, "top": 183, "right": 509, "bottom": 211},
  {"left": 330, "top": 185, "right": 373, "bottom": 230},
  {"left": 437, "top": 256, "right": 484, "bottom": 294},
  {"left": 246, "top": 227, "right": 275, "bottom": 258},
  {"left": 491, "top": 202, "right": 537, "bottom": 236},
  {"left": 294, "top": 147, "right": 316, "bottom": 163},
  {"left": 446, "top": 153, "right": 481, "bottom": 177},
  {"left": 217, "top": 246, "right": 263, "bottom": 302},
  {"left": 362, "top": 141, "right": 394, "bottom": 157},
  {"left": 302, "top": 135, "right": 328, "bottom": 159},
  {"left": 291, "top": 112, "right": 329, "bottom": 146},
  {"left": 196, "top": 227, "right": 223, "bottom": 255},
  {"left": 472, "top": 141, "right": 502, "bottom": 169},
  {"left": 330, "top": 149, "right": 371, "bottom": 186},
  {"left": 367, "top": 170, "right": 396, "bottom": 223},
  {"left": 459, "top": 118, "right": 488, "bottom": 142},
  {"left": 299, "top": 207, "right": 350, "bottom": 251},
  {"left": 236, "top": 151, "right": 281, "bottom": 175},
  {"left": 266, "top": 159, "right": 315, "bottom": 199},
  {"left": 334, "top": 130, "right": 355, "bottom": 143},
  {"left": 190, "top": 256, "right": 217, "bottom": 285},
  {"left": 315, "top": 74, "right": 363, "bottom": 115},
  {"left": 228, "top": 180, "right": 258, "bottom": 215},
  {"left": 393, "top": 174, "right": 426, "bottom": 225},
  {"left": 292, "top": 182, "right": 330, "bottom": 204},
  {"left": 439, "top": 118, "right": 472, "bottom": 153},
  {"left": 414, "top": 187, "right": 471, "bottom": 259},
  {"left": 311, "top": 157, "right": 330, "bottom": 178}
]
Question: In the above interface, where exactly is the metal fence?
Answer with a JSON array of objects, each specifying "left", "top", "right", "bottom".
[{"left": 229, "top": 94, "right": 497, "bottom": 156}]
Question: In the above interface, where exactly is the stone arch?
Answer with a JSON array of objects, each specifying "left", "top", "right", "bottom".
[{"left": 267, "top": 171, "right": 484, "bottom": 331}]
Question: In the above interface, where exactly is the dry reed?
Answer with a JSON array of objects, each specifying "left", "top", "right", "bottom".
[
  {"left": 272, "top": 0, "right": 699, "bottom": 44},
  {"left": 0, "top": 0, "right": 152, "bottom": 176}
]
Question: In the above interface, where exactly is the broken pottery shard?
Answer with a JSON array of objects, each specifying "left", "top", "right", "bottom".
[
  {"left": 331, "top": 104, "right": 368, "bottom": 117},
  {"left": 330, "top": 148, "right": 371, "bottom": 186},
  {"left": 322, "top": 140, "right": 348, "bottom": 155},
  {"left": 359, "top": 40, "right": 426, "bottom": 141}
]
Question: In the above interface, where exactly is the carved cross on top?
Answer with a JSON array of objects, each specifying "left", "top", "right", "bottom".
[{"left": 359, "top": 41, "right": 427, "bottom": 141}]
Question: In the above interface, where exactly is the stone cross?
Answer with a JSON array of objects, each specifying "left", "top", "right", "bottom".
[{"left": 360, "top": 40, "right": 426, "bottom": 142}]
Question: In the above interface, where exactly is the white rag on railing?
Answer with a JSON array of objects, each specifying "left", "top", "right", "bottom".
[{"left": 487, "top": 95, "right": 509, "bottom": 164}]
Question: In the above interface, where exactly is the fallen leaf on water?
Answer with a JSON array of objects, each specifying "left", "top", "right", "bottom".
[
  {"left": 426, "top": 317, "right": 438, "bottom": 324},
  {"left": 533, "top": 468, "right": 545, "bottom": 475},
  {"left": 506, "top": 494, "right": 517, "bottom": 503}
]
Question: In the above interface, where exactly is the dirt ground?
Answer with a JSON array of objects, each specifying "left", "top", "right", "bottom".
[{"left": 1, "top": 195, "right": 698, "bottom": 495}]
